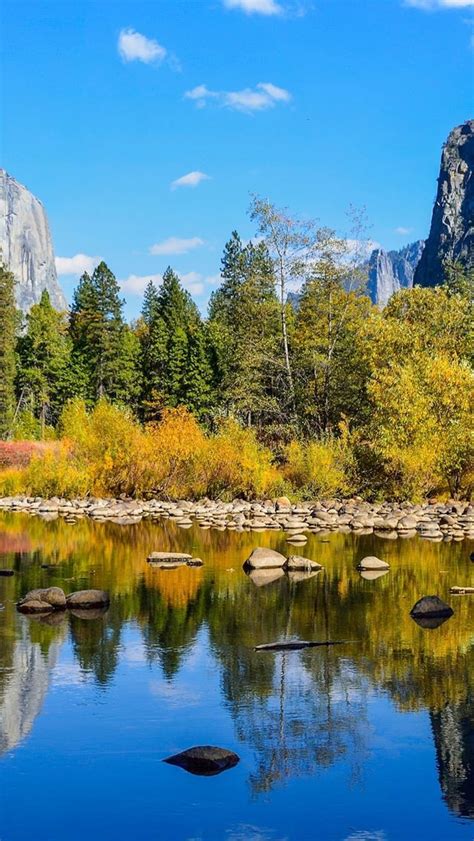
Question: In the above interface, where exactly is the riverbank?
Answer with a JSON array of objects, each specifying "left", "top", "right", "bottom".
[{"left": 0, "top": 495, "right": 473, "bottom": 541}]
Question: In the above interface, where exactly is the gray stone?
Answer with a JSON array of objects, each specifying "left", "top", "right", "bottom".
[
  {"left": 66, "top": 589, "right": 110, "bottom": 608},
  {"left": 285, "top": 556, "right": 322, "bottom": 571},
  {"left": 356, "top": 556, "right": 390, "bottom": 571},
  {"left": 410, "top": 595, "right": 453, "bottom": 619},
  {"left": 244, "top": 547, "right": 286, "bottom": 569}
]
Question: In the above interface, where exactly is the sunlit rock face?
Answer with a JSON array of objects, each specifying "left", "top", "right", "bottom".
[
  {"left": 0, "top": 623, "right": 63, "bottom": 755},
  {"left": 0, "top": 169, "right": 66, "bottom": 312},
  {"left": 415, "top": 120, "right": 474, "bottom": 287},
  {"left": 367, "top": 240, "right": 425, "bottom": 308}
]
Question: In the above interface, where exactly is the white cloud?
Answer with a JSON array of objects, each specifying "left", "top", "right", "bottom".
[
  {"left": 171, "top": 170, "right": 211, "bottom": 189},
  {"left": 149, "top": 236, "right": 205, "bottom": 256},
  {"left": 55, "top": 254, "right": 101, "bottom": 276},
  {"left": 185, "top": 81, "right": 291, "bottom": 113},
  {"left": 118, "top": 28, "right": 167, "bottom": 64},
  {"left": 405, "top": 0, "right": 473, "bottom": 8},
  {"left": 395, "top": 226, "right": 413, "bottom": 235},
  {"left": 119, "top": 271, "right": 220, "bottom": 298},
  {"left": 223, "top": 0, "right": 283, "bottom": 15}
]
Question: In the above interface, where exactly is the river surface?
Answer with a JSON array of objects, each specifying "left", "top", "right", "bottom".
[{"left": 0, "top": 512, "right": 473, "bottom": 841}]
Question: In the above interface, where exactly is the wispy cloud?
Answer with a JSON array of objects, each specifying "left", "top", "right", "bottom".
[
  {"left": 118, "top": 28, "right": 169, "bottom": 64},
  {"left": 222, "top": 0, "right": 283, "bottom": 15},
  {"left": 171, "top": 170, "right": 211, "bottom": 190},
  {"left": 55, "top": 254, "right": 101, "bottom": 276},
  {"left": 395, "top": 226, "right": 413, "bottom": 235},
  {"left": 149, "top": 236, "right": 205, "bottom": 256},
  {"left": 404, "top": 0, "right": 473, "bottom": 9},
  {"left": 120, "top": 273, "right": 162, "bottom": 295},
  {"left": 185, "top": 82, "right": 291, "bottom": 113}
]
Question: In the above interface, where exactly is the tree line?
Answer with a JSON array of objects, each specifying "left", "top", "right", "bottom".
[{"left": 0, "top": 197, "right": 472, "bottom": 499}]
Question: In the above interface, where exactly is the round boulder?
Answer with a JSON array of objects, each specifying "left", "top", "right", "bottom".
[
  {"left": 66, "top": 589, "right": 110, "bottom": 609},
  {"left": 244, "top": 547, "right": 286, "bottom": 570},
  {"left": 356, "top": 556, "right": 390, "bottom": 571},
  {"left": 286, "top": 556, "right": 323, "bottom": 572}
]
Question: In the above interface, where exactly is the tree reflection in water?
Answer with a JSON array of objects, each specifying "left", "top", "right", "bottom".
[{"left": 0, "top": 511, "right": 473, "bottom": 813}]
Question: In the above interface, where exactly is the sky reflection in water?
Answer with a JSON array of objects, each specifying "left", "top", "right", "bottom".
[{"left": 0, "top": 512, "right": 473, "bottom": 840}]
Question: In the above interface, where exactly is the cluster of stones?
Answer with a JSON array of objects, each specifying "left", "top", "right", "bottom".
[
  {"left": 17, "top": 587, "right": 109, "bottom": 615},
  {"left": 147, "top": 552, "right": 204, "bottom": 568},
  {"left": 1, "top": 495, "right": 473, "bottom": 541}
]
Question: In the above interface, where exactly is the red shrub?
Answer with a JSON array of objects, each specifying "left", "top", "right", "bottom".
[{"left": 0, "top": 441, "right": 54, "bottom": 469}]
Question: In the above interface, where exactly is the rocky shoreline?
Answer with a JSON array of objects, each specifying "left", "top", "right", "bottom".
[{"left": 0, "top": 495, "right": 473, "bottom": 541}]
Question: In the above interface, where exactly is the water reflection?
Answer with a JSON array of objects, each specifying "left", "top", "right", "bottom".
[{"left": 0, "top": 511, "right": 473, "bottom": 823}]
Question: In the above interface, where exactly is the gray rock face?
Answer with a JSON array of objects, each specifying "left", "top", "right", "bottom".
[
  {"left": 415, "top": 120, "right": 474, "bottom": 287},
  {"left": 367, "top": 241, "right": 425, "bottom": 307},
  {"left": 0, "top": 169, "right": 66, "bottom": 312}
]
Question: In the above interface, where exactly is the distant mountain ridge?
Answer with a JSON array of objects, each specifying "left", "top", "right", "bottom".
[
  {"left": 0, "top": 169, "right": 66, "bottom": 312},
  {"left": 415, "top": 119, "right": 474, "bottom": 287},
  {"left": 366, "top": 240, "right": 425, "bottom": 307}
]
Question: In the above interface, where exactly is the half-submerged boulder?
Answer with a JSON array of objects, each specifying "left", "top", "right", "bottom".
[
  {"left": 285, "top": 556, "right": 322, "bottom": 572},
  {"left": 356, "top": 556, "right": 390, "bottom": 571},
  {"left": 17, "top": 586, "right": 66, "bottom": 613},
  {"left": 0, "top": 569, "right": 14, "bottom": 577},
  {"left": 410, "top": 595, "right": 453, "bottom": 626},
  {"left": 66, "top": 589, "right": 110, "bottom": 609},
  {"left": 163, "top": 746, "right": 239, "bottom": 776},
  {"left": 255, "top": 640, "right": 348, "bottom": 652},
  {"left": 244, "top": 547, "right": 286, "bottom": 570}
]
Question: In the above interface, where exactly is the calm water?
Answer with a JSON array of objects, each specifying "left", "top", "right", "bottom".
[{"left": 0, "top": 512, "right": 473, "bottom": 841}]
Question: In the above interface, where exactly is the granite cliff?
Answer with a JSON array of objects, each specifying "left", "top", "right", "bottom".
[
  {"left": 0, "top": 169, "right": 66, "bottom": 312},
  {"left": 415, "top": 120, "right": 474, "bottom": 287},
  {"left": 367, "top": 240, "right": 425, "bottom": 307}
]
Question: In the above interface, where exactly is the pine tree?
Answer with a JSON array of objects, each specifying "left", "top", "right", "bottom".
[
  {"left": 0, "top": 263, "right": 17, "bottom": 439},
  {"left": 70, "top": 261, "right": 138, "bottom": 405},
  {"left": 16, "top": 289, "right": 76, "bottom": 433}
]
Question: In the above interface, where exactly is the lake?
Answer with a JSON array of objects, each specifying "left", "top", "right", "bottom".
[{"left": 0, "top": 511, "right": 473, "bottom": 841}]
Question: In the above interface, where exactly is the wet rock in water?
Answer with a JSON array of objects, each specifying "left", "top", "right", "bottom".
[
  {"left": 163, "top": 746, "right": 239, "bottom": 776},
  {"left": 147, "top": 552, "right": 192, "bottom": 564},
  {"left": 410, "top": 595, "right": 453, "bottom": 621},
  {"left": 0, "top": 569, "right": 14, "bottom": 576},
  {"left": 255, "top": 640, "right": 348, "bottom": 652},
  {"left": 285, "top": 556, "right": 322, "bottom": 572},
  {"left": 187, "top": 558, "right": 204, "bottom": 567},
  {"left": 356, "top": 556, "right": 390, "bottom": 571},
  {"left": 248, "top": 568, "right": 285, "bottom": 588},
  {"left": 244, "top": 547, "right": 286, "bottom": 570},
  {"left": 359, "top": 569, "right": 389, "bottom": 581},
  {"left": 17, "top": 586, "right": 66, "bottom": 613},
  {"left": 450, "top": 586, "right": 474, "bottom": 595},
  {"left": 66, "top": 589, "right": 110, "bottom": 608}
]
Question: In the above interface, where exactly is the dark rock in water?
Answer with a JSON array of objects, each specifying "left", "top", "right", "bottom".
[
  {"left": 163, "top": 746, "right": 239, "bottom": 776},
  {"left": 255, "top": 640, "right": 348, "bottom": 652},
  {"left": 415, "top": 120, "right": 474, "bottom": 288},
  {"left": 470, "top": 551, "right": 474, "bottom": 562},
  {"left": 17, "top": 586, "right": 66, "bottom": 613},
  {"left": 410, "top": 595, "right": 453, "bottom": 620},
  {"left": 0, "top": 569, "right": 14, "bottom": 576},
  {"left": 66, "top": 589, "right": 110, "bottom": 608}
]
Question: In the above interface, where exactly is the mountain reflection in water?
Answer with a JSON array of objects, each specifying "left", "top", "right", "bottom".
[{"left": 0, "top": 511, "right": 473, "bottom": 839}]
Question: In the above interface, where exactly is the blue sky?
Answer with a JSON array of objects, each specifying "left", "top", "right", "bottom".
[{"left": 2, "top": 0, "right": 473, "bottom": 317}]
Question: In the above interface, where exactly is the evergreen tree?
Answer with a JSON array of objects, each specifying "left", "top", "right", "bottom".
[
  {"left": 16, "top": 290, "right": 76, "bottom": 433},
  {"left": 0, "top": 263, "right": 17, "bottom": 439},
  {"left": 70, "top": 262, "right": 139, "bottom": 405}
]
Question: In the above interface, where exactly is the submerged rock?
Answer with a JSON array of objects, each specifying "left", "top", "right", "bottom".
[
  {"left": 244, "top": 547, "right": 286, "bottom": 570},
  {"left": 410, "top": 595, "right": 453, "bottom": 620},
  {"left": 147, "top": 552, "right": 192, "bottom": 563},
  {"left": 66, "top": 589, "right": 110, "bottom": 608},
  {"left": 163, "top": 746, "right": 239, "bottom": 776},
  {"left": 255, "top": 640, "right": 348, "bottom": 652}
]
